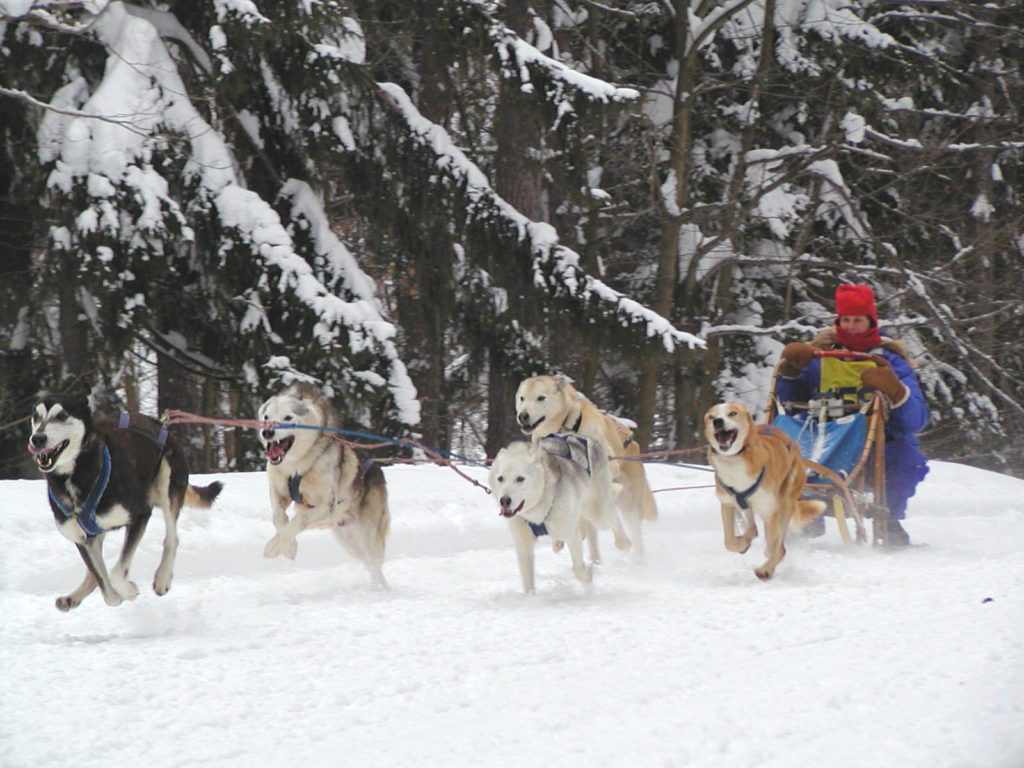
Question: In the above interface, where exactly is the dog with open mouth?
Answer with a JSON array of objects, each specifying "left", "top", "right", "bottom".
[
  {"left": 257, "top": 382, "right": 390, "bottom": 588},
  {"left": 704, "top": 403, "right": 826, "bottom": 580},
  {"left": 29, "top": 390, "right": 222, "bottom": 611},
  {"left": 515, "top": 374, "right": 656, "bottom": 557},
  {"left": 488, "top": 437, "right": 627, "bottom": 593}
]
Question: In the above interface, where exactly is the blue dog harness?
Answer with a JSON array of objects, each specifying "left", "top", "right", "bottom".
[
  {"left": 720, "top": 467, "right": 765, "bottom": 511},
  {"left": 49, "top": 444, "right": 112, "bottom": 537},
  {"left": 118, "top": 411, "right": 168, "bottom": 447},
  {"left": 48, "top": 413, "right": 170, "bottom": 537},
  {"left": 288, "top": 457, "right": 376, "bottom": 507},
  {"left": 288, "top": 473, "right": 307, "bottom": 506}
]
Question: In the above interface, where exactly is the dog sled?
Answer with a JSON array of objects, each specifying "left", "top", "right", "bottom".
[{"left": 766, "top": 350, "right": 892, "bottom": 546}]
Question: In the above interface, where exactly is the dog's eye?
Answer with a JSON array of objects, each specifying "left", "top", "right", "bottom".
[
  {"left": 515, "top": 476, "right": 524, "bottom": 483},
  {"left": 536, "top": 396, "right": 545, "bottom": 402},
  {"left": 728, "top": 411, "right": 737, "bottom": 417},
  {"left": 497, "top": 475, "right": 504, "bottom": 483},
  {"left": 56, "top": 412, "right": 68, "bottom": 422},
  {"left": 283, "top": 415, "right": 293, "bottom": 421}
]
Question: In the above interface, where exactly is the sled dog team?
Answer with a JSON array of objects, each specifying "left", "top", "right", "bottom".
[{"left": 28, "top": 376, "right": 825, "bottom": 611}]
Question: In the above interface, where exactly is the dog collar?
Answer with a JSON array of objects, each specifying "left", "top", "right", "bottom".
[
  {"left": 721, "top": 467, "right": 765, "bottom": 511},
  {"left": 527, "top": 496, "right": 559, "bottom": 538},
  {"left": 49, "top": 444, "right": 112, "bottom": 537}
]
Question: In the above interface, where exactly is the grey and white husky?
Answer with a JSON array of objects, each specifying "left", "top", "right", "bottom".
[
  {"left": 257, "top": 383, "right": 390, "bottom": 588},
  {"left": 29, "top": 391, "right": 222, "bottom": 611},
  {"left": 488, "top": 436, "right": 628, "bottom": 593}
]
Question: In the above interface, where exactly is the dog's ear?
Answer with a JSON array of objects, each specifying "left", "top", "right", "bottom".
[
  {"left": 555, "top": 374, "right": 574, "bottom": 390},
  {"left": 57, "top": 376, "right": 92, "bottom": 396}
]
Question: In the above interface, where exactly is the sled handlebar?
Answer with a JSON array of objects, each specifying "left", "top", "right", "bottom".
[{"left": 814, "top": 350, "right": 874, "bottom": 361}]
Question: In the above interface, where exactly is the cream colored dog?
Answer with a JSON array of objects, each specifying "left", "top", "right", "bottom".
[
  {"left": 515, "top": 374, "right": 656, "bottom": 555},
  {"left": 704, "top": 403, "right": 825, "bottom": 580}
]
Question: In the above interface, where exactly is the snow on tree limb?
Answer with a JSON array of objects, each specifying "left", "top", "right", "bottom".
[
  {"left": 34, "top": 0, "right": 419, "bottom": 425},
  {"left": 376, "top": 81, "right": 704, "bottom": 354}
]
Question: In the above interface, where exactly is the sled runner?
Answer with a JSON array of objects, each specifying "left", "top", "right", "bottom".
[{"left": 766, "top": 351, "right": 891, "bottom": 546}]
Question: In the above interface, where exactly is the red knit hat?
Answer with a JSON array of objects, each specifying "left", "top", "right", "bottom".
[{"left": 835, "top": 284, "right": 878, "bottom": 326}]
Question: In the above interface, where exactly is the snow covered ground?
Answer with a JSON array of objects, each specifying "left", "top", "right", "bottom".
[{"left": 1, "top": 459, "right": 1022, "bottom": 768}]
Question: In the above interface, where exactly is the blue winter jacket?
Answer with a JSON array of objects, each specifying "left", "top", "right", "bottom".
[{"left": 775, "top": 334, "right": 930, "bottom": 518}]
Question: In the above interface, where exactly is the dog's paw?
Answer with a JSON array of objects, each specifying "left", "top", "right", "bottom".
[
  {"left": 552, "top": 539, "right": 565, "bottom": 553},
  {"left": 113, "top": 578, "right": 140, "bottom": 601},
  {"left": 574, "top": 563, "right": 594, "bottom": 584},
  {"left": 153, "top": 571, "right": 173, "bottom": 596},
  {"left": 754, "top": 566, "right": 774, "bottom": 581},
  {"left": 282, "top": 538, "right": 298, "bottom": 560},
  {"left": 55, "top": 595, "right": 78, "bottom": 612},
  {"left": 263, "top": 536, "right": 283, "bottom": 558},
  {"left": 102, "top": 590, "right": 124, "bottom": 607},
  {"left": 614, "top": 530, "right": 632, "bottom": 552},
  {"left": 264, "top": 533, "right": 297, "bottom": 559}
]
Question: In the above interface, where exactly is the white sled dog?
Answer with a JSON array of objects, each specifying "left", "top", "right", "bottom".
[
  {"left": 488, "top": 437, "right": 629, "bottom": 593},
  {"left": 516, "top": 374, "right": 657, "bottom": 555},
  {"left": 258, "top": 383, "right": 390, "bottom": 588},
  {"left": 29, "top": 390, "right": 222, "bottom": 611}
]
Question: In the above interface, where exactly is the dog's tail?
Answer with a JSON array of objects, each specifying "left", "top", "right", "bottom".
[
  {"left": 621, "top": 440, "right": 658, "bottom": 521},
  {"left": 789, "top": 499, "right": 827, "bottom": 530},
  {"left": 185, "top": 481, "right": 224, "bottom": 508}
]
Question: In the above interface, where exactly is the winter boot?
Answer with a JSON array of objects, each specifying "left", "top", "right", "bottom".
[
  {"left": 801, "top": 514, "right": 826, "bottom": 538},
  {"left": 886, "top": 518, "right": 911, "bottom": 547}
]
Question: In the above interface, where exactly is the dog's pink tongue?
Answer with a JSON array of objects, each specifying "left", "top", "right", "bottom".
[{"left": 266, "top": 443, "right": 284, "bottom": 462}]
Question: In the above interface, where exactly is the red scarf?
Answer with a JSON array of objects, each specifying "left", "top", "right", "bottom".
[{"left": 834, "top": 323, "right": 882, "bottom": 352}]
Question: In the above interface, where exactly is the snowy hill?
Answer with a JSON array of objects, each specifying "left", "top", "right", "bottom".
[{"left": 1, "top": 460, "right": 1022, "bottom": 768}]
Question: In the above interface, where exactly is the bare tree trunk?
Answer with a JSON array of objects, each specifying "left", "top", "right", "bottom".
[
  {"left": 636, "top": 1, "right": 695, "bottom": 449},
  {"left": 673, "top": 0, "right": 775, "bottom": 443},
  {"left": 486, "top": 0, "right": 544, "bottom": 457},
  {"left": 58, "top": 259, "right": 88, "bottom": 382},
  {"left": 402, "top": 16, "right": 455, "bottom": 453}
]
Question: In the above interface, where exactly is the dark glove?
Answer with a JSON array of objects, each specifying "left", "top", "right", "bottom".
[
  {"left": 860, "top": 357, "right": 908, "bottom": 405},
  {"left": 778, "top": 342, "right": 817, "bottom": 379}
]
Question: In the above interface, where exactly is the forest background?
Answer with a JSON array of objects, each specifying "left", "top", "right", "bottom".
[{"left": 1, "top": 0, "right": 1021, "bottom": 479}]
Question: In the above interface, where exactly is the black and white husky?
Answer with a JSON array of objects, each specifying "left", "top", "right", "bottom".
[{"left": 29, "top": 391, "right": 222, "bottom": 611}]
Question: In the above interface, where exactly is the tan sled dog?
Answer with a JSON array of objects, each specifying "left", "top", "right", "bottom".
[
  {"left": 516, "top": 375, "right": 656, "bottom": 555},
  {"left": 704, "top": 403, "right": 825, "bottom": 580},
  {"left": 258, "top": 383, "right": 390, "bottom": 588}
]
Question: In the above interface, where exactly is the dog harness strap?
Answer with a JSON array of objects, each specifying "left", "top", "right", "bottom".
[
  {"left": 49, "top": 444, "right": 112, "bottom": 536},
  {"left": 528, "top": 521, "right": 548, "bottom": 537},
  {"left": 564, "top": 411, "right": 583, "bottom": 433},
  {"left": 722, "top": 467, "right": 765, "bottom": 511},
  {"left": 117, "top": 411, "right": 169, "bottom": 448},
  {"left": 358, "top": 456, "right": 374, "bottom": 480},
  {"left": 287, "top": 474, "right": 306, "bottom": 506}
]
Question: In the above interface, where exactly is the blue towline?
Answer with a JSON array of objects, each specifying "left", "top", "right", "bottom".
[
  {"left": 269, "top": 422, "right": 715, "bottom": 473},
  {"left": 269, "top": 423, "right": 489, "bottom": 468}
]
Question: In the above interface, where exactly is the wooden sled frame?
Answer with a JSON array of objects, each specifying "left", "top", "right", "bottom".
[{"left": 765, "top": 352, "right": 892, "bottom": 547}]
